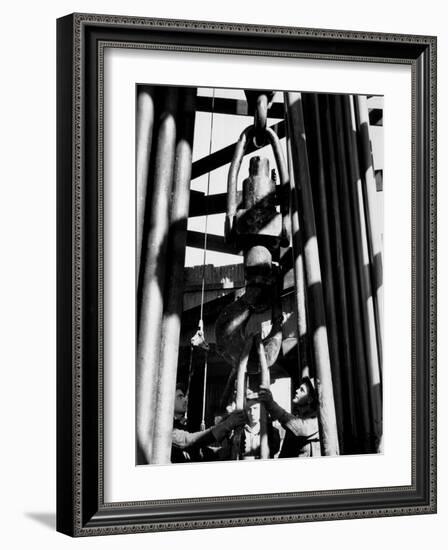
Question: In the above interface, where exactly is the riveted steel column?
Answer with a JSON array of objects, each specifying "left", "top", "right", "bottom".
[
  {"left": 136, "top": 88, "right": 178, "bottom": 463},
  {"left": 285, "top": 92, "right": 339, "bottom": 456},
  {"left": 151, "top": 88, "right": 197, "bottom": 464}
]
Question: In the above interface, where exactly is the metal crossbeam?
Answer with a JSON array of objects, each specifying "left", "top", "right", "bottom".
[
  {"left": 196, "top": 96, "right": 285, "bottom": 119},
  {"left": 191, "top": 120, "right": 285, "bottom": 180},
  {"left": 188, "top": 190, "right": 240, "bottom": 217},
  {"left": 188, "top": 188, "right": 283, "bottom": 218},
  {"left": 186, "top": 230, "right": 241, "bottom": 255}
]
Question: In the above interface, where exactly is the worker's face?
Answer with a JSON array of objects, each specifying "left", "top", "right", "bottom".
[
  {"left": 292, "top": 382, "right": 311, "bottom": 406},
  {"left": 174, "top": 389, "right": 188, "bottom": 415},
  {"left": 247, "top": 402, "right": 261, "bottom": 425}
]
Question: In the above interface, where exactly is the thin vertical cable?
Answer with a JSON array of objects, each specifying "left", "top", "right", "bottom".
[
  {"left": 196, "top": 90, "right": 215, "bottom": 433},
  {"left": 199, "top": 89, "right": 216, "bottom": 324}
]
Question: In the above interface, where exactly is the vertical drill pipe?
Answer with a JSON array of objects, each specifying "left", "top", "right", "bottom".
[
  {"left": 332, "top": 95, "right": 373, "bottom": 452},
  {"left": 231, "top": 337, "right": 252, "bottom": 460},
  {"left": 219, "top": 364, "right": 237, "bottom": 410},
  {"left": 320, "top": 95, "right": 358, "bottom": 453},
  {"left": 256, "top": 336, "right": 271, "bottom": 459},
  {"left": 285, "top": 135, "right": 311, "bottom": 381},
  {"left": 285, "top": 92, "right": 339, "bottom": 456},
  {"left": 136, "top": 86, "right": 155, "bottom": 281},
  {"left": 342, "top": 95, "right": 382, "bottom": 449},
  {"left": 355, "top": 95, "right": 384, "bottom": 360},
  {"left": 136, "top": 88, "right": 178, "bottom": 463},
  {"left": 303, "top": 93, "right": 345, "bottom": 451},
  {"left": 151, "top": 88, "right": 197, "bottom": 464}
]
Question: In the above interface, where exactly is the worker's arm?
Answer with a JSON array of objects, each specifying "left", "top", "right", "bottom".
[
  {"left": 172, "top": 410, "right": 247, "bottom": 450},
  {"left": 258, "top": 386, "right": 318, "bottom": 438},
  {"left": 172, "top": 427, "right": 215, "bottom": 450},
  {"left": 281, "top": 415, "right": 319, "bottom": 438}
]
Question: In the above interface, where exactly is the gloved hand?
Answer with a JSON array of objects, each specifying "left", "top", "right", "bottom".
[
  {"left": 225, "top": 409, "right": 247, "bottom": 429},
  {"left": 258, "top": 384, "right": 285, "bottom": 421},
  {"left": 212, "top": 409, "right": 247, "bottom": 442},
  {"left": 258, "top": 385, "right": 274, "bottom": 406}
]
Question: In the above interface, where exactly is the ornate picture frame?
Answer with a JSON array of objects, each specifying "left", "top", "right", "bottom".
[{"left": 56, "top": 13, "right": 436, "bottom": 536}]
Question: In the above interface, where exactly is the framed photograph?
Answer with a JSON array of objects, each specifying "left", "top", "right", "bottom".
[{"left": 57, "top": 13, "right": 436, "bottom": 536}]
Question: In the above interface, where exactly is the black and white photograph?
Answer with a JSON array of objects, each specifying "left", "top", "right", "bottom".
[
  {"left": 0, "top": 0, "right": 441, "bottom": 545},
  {"left": 135, "top": 85, "right": 384, "bottom": 466}
]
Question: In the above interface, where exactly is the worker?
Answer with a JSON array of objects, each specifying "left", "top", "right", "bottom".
[
  {"left": 171, "top": 384, "right": 247, "bottom": 463},
  {"left": 217, "top": 389, "right": 280, "bottom": 460},
  {"left": 239, "top": 390, "right": 280, "bottom": 460},
  {"left": 258, "top": 378, "right": 321, "bottom": 458}
]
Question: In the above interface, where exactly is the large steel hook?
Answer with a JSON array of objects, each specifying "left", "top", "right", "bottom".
[
  {"left": 216, "top": 120, "right": 289, "bottom": 370},
  {"left": 225, "top": 125, "right": 289, "bottom": 246}
]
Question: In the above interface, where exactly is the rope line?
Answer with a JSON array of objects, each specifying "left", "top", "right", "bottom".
[
  {"left": 199, "top": 88, "right": 215, "bottom": 323},
  {"left": 198, "top": 88, "right": 215, "bottom": 430}
]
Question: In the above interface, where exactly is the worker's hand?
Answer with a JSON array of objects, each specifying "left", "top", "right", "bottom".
[
  {"left": 258, "top": 385, "right": 286, "bottom": 421},
  {"left": 258, "top": 385, "right": 274, "bottom": 406},
  {"left": 225, "top": 409, "right": 247, "bottom": 429},
  {"left": 212, "top": 409, "right": 247, "bottom": 442}
]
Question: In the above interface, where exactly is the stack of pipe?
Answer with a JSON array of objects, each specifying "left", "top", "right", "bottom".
[
  {"left": 284, "top": 92, "right": 383, "bottom": 454},
  {"left": 285, "top": 92, "right": 339, "bottom": 456},
  {"left": 136, "top": 86, "right": 197, "bottom": 464}
]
